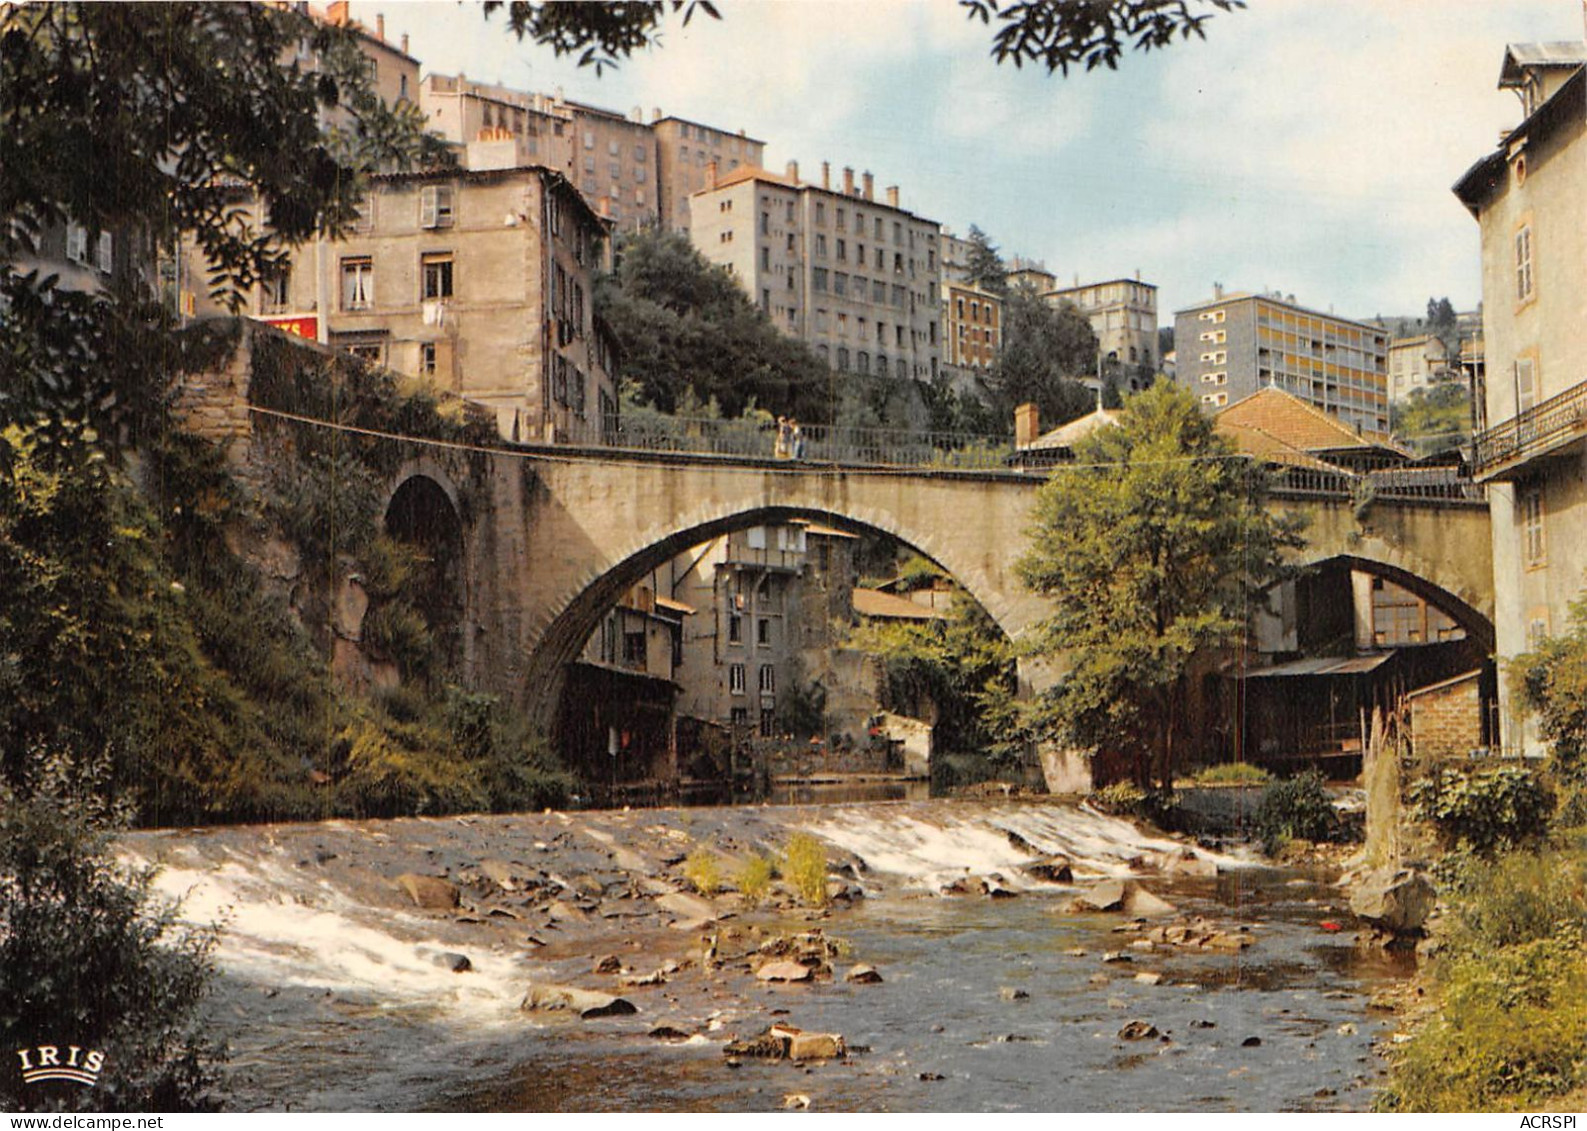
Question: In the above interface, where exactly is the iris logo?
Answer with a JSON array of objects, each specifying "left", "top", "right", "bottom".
[{"left": 15, "top": 1045, "right": 105, "bottom": 1087}]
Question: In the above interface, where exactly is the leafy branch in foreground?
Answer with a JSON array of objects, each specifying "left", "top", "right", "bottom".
[{"left": 961, "top": 0, "right": 1245, "bottom": 74}]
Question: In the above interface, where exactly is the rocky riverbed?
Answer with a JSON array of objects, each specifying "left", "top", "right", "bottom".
[{"left": 125, "top": 799, "right": 1412, "bottom": 1111}]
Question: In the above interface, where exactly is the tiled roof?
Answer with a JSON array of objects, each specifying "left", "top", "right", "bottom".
[
  {"left": 1215, "top": 420, "right": 1343, "bottom": 472},
  {"left": 1025, "top": 405, "right": 1121, "bottom": 451},
  {"left": 706, "top": 165, "right": 799, "bottom": 192},
  {"left": 1215, "top": 388, "right": 1406, "bottom": 456},
  {"left": 852, "top": 588, "right": 948, "bottom": 622}
]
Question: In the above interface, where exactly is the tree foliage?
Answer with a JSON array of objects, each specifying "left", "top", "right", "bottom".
[
  {"left": 596, "top": 228, "right": 833, "bottom": 420},
  {"left": 1515, "top": 591, "right": 1587, "bottom": 827},
  {"left": 962, "top": 224, "right": 1009, "bottom": 296},
  {"left": 988, "top": 285, "right": 1098, "bottom": 427},
  {"left": 962, "top": 0, "right": 1245, "bottom": 74},
  {"left": 1392, "top": 381, "right": 1471, "bottom": 454},
  {"left": 1015, "top": 382, "right": 1301, "bottom": 789},
  {"left": 483, "top": 0, "right": 720, "bottom": 74}
]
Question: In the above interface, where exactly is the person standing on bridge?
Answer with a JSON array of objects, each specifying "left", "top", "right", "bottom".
[
  {"left": 790, "top": 419, "right": 806, "bottom": 460},
  {"left": 775, "top": 416, "right": 791, "bottom": 459}
]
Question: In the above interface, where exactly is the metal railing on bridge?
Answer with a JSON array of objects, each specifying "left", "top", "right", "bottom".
[
  {"left": 551, "top": 411, "right": 1018, "bottom": 471},
  {"left": 1271, "top": 464, "right": 1485, "bottom": 504},
  {"left": 1471, "top": 376, "right": 1587, "bottom": 477}
]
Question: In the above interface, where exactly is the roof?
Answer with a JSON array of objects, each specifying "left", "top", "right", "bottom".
[
  {"left": 1215, "top": 388, "right": 1408, "bottom": 457},
  {"left": 798, "top": 521, "right": 858, "bottom": 540},
  {"left": 700, "top": 164, "right": 800, "bottom": 193},
  {"left": 652, "top": 115, "right": 766, "bottom": 147},
  {"left": 1174, "top": 292, "right": 1384, "bottom": 335},
  {"left": 1454, "top": 64, "right": 1586, "bottom": 215},
  {"left": 1242, "top": 653, "right": 1395, "bottom": 679},
  {"left": 1500, "top": 42, "right": 1587, "bottom": 87},
  {"left": 654, "top": 595, "right": 696, "bottom": 616},
  {"left": 1215, "top": 419, "right": 1345, "bottom": 473},
  {"left": 1025, "top": 404, "right": 1122, "bottom": 451},
  {"left": 1405, "top": 668, "right": 1484, "bottom": 700},
  {"left": 1048, "top": 277, "right": 1158, "bottom": 296},
  {"left": 373, "top": 164, "right": 611, "bottom": 231},
  {"left": 852, "top": 588, "right": 948, "bottom": 622}
]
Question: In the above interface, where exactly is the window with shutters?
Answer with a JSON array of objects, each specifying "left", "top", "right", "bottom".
[
  {"left": 341, "top": 257, "right": 374, "bottom": 310},
  {"left": 421, "top": 253, "right": 453, "bottom": 300},
  {"left": 419, "top": 185, "right": 454, "bottom": 229}
]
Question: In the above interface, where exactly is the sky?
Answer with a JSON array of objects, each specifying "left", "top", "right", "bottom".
[{"left": 352, "top": 0, "right": 1585, "bottom": 327}]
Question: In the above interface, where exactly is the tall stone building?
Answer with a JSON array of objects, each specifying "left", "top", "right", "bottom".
[
  {"left": 420, "top": 76, "right": 764, "bottom": 234},
  {"left": 689, "top": 163, "right": 944, "bottom": 382},
  {"left": 238, "top": 136, "right": 619, "bottom": 442},
  {"left": 941, "top": 281, "right": 1002, "bottom": 385},
  {"left": 1456, "top": 40, "right": 1587, "bottom": 755},
  {"left": 1173, "top": 288, "right": 1390, "bottom": 435}
]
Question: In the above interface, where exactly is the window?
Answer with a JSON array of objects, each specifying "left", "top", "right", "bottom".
[
  {"left": 728, "top": 613, "right": 743, "bottom": 643},
  {"left": 812, "top": 268, "right": 828, "bottom": 292},
  {"left": 340, "top": 257, "right": 374, "bottom": 310},
  {"left": 836, "top": 208, "right": 846, "bottom": 231},
  {"left": 421, "top": 253, "right": 453, "bottom": 299},
  {"left": 583, "top": 130, "right": 594, "bottom": 150},
  {"left": 1200, "top": 371, "right": 1227, "bottom": 385},
  {"left": 635, "top": 143, "right": 647, "bottom": 162},
  {"left": 1201, "top": 392, "right": 1228, "bottom": 406},
  {"left": 419, "top": 185, "right": 454, "bottom": 229},
  {"left": 760, "top": 247, "right": 770, "bottom": 271},
  {"left": 420, "top": 342, "right": 438, "bottom": 377},
  {"left": 758, "top": 664, "right": 775, "bottom": 693},
  {"left": 1522, "top": 485, "right": 1546, "bottom": 566},
  {"left": 760, "top": 211, "right": 770, "bottom": 235},
  {"left": 875, "top": 248, "right": 884, "bottom": 270},
  {"left": 816, "top": 234, "right": 827, "bottom": 257},
  {"left": 96, "top": 231, "right": 113, "bottom": 273},
  {"left": 833, "top": 272, "right": 848, "bottom": 297},
  {"left": 731, "top": 707, "right": 749, "bottom": 728},
  {"left": 837, "top": 347, "right": 850, "bottom": 371},
  {"left": 262, "top": 262, "right": 291, "bottom": 313},
  {"left": 1515, "top": 223, "right": 1534, "bottom": 302},
  {"left": 623, "top": 629, "right": 647, "bottom": 666},
  {"left": 65, "top": 222, "right": 88, "bottom": 264},
  {"left": 1516, "top": 355, "right": 1538, "bottom": 413},
  {"left": 729, "top": 663, "right": 746, "bottom": 695},
  {"left": 760, "top": 708, "right": 776, "bottom": 737},
  {"left": 815, "top": 202, "right": 826, "bottom": 225},
  {"left": 608, "top": 139, "right": 619, "bottom": 156},
  {"left": 757, "top": 618, "right": 771, "bottom": 645},
  {"left": 857, "top": 350, "right": 871, "bottom": 375}
]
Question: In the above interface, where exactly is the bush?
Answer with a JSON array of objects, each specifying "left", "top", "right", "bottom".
[
  {"left": 737, "top": 854, "right": 774, "bottom": 904},
  {"left": 1191, "top": 762, "right": 1273, "bottom": 787},
  {"left": 1089, "top": 780, "right": 1146, "bottom": 816},
  {"left": 1255, "top": 771, "right": 1338, "bottom": 852},
  {"left": 782, "top": 833, "right": 829, "bottom": 907},
  {"left": 0, "top": 758, "right": 224, "bottom": 1112},
  {"left": 1408, "top": 764, "right": 1554, "bottom": 856},
  {"left": 683, "top": 847, "right": 723, "bottom": 896}
]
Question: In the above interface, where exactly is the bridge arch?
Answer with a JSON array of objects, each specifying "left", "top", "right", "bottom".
[
  {"left": 382, "top": 463, "right": 469, "bottom": 671},
  {"left": 518, "top": 493, "right": 1041, "bottom": 735},
  {"left": 1294, "top": 552, "right": 1495, "bottom": 653}
]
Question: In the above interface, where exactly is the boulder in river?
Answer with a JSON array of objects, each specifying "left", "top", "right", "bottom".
[
  {"left": 396, "top": 873, "right": 460, "bottom": 910},
  {"left": 1022, "top": 855, "right": 1074, "bottom": 883},
  {"left": 521, "top": 982, "right": 638, "bottom": 1019},
  {"left": 757, "top": 961, "right": 814, "bottom": 983},
  {"left": 723, "top": 1024, "right": 846, "bottom": 1061},
  {"left": 846, "top": 964, "right": 883, "bottom": 984},
  {"left": 1118, "top": 1020, "right": 1159, "bottom": 1040},
  {"left": 1349, "top": 868, "right": 1435, "bottom": 936},
  {"left": 1074, "top": 879, "right": 1126, "bottom": 911}
]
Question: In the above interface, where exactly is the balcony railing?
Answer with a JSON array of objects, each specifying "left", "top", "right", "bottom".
[
  {"left": 1270, "top": 463, "right": 1484, "bottom": 503},
  {"left": 1472, "top": 376, "right": 1587, "bottom": 477}
]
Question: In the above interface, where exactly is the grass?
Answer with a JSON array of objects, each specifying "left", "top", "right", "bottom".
[
  {"left": 782, "top": 833, "right": 829, "bottom": 907},
  {"left": 683, "top": 847, "right": 723, "bottom": 896},
  {"left": 736, "top": 854, "right": 774, "bottom": 904},
  {"left": 1191, "top": 762, "right": 1273, "bottom": 787}
]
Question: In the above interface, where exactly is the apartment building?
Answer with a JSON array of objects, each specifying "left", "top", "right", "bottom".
[
  {"left": 242, "top": 136, "right": 617, "bottom": 442},
  {"left": 942, "top": 281, "right": 1002, "bottom": 380},
  {"left": 1173, "top": 288, "right": 1390, "bottom": 436},
  {"left": 653, "top": 116, "right": 766, "bottom": 232},
  {"left": 1455, "top": 40, "right": 1587, "bottom": 755},
  {"left": 1047, "top": 275, "right": 1159, "bottom": 375},
  {"left": 689, "top": 163, "right": 943, "bottom": 381},
  {"left": 420, "top": 77, "right": 765, "bottom": 234},
  {"left": 1386, "top": 334, "right": 1454, "bottom": 403},
  {"left": 1006, "top": 257, "right": 1056, "bottom": 294}
]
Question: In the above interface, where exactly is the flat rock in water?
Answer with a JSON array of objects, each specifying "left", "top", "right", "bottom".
[
  {"left": 657, "top": 890, "right": 718, "bottom": 923},
  {"left": 1118, "top": 1020, "right": 1159, "bottom": 1040},
  {"left": 478, "top": 859, "right": 522, "bottom": 890},
  {"left": 757, "top": 961, "right": 814, "bottom": 983},
  {"left": 1349, "top": 868, "right": 1435, "bottom": 935},
  {"left": 428, "top": 951, "right": 472, "bottom": 973},
  {"left": 593, "top": 954, "right": 622, "bottom": 975},
  {"left": 1163, "top": 848, "right": 1218, "bottom": 878},
  {"left": 1022, "top": 855, "right": 1074, "bottom": 883},
  {"left": 1075, "top": 879, "right": 1127, "bottom": 912},
  {"left": 521, "top": 982, "right": 638, "bottom": 1019},
  {"left": 999, "top": 986, "right": 1030, "bottom": 1001},
  {"left": 396, "top": 873, "right": 460, "bottom": 910},
  {"left": 1134, "top": 972, "right": 1163, "bottom": 986},
  {"left": 546, "top": 899, "right": 590, "bottom": 924},
  {"left": 1123, "top": 884, "right": 1177, "bottom": 918},
  {"left": 845, "top": 964, "right": 883, "bottom": 984}
]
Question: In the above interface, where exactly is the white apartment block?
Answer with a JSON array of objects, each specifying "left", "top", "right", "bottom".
[{"left": 1046, "top": 275, "right": 1160, "bottom": 374}]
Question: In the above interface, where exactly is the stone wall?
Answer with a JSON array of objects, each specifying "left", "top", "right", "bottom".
[{"left": 1408, "top": 669, "right": 1484, "bottom": 764}]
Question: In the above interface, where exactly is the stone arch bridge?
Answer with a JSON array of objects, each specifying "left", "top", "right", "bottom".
[{"left": 366, "top": 439, "right": 1492, "bottom": 736}]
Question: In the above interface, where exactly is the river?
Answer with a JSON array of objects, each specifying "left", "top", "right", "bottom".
[{"left": 125, "top": 798, "right": 1408, "bottom": 1112}]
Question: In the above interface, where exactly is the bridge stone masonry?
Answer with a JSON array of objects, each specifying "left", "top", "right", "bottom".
[{"left": 182, "top": 323, "right": 1496, "bottom": 790}]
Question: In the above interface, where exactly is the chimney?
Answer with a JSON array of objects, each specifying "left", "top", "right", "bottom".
[
  {"left": 375, "top": 12, "right": 385, "bottom": 40},
  {"left": 885, "top": 185, "right": 899, "bottom": 207},
  {"left": 821, "top": 161, "right": 831, "bottom": 189},
  {"left": 786, "top": 160, "right": 799, "bottom": 183},
  {"left": 1015, "top": 403, "right": 1040, "bottom": 448},
  {"left": 1213, "top": 282, "right": 1224, "bottom": 300},
  {"left": 400, "top": 32, "right": 408, "bottom": 54},
  {"left": 862, "top": 171, "right": 874, "bottom": 201},
  {"left": 706, "top": 160, "right": 718, "bottom": 189},
  {"left": 652, "top": 107, "right": 661, "bottom": 122},
  {"left": 843, "top": 166, "right": 855, "bottom": 195}
]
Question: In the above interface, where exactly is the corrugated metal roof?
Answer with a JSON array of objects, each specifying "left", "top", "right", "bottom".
[
  {"left": 1242, "top": 652, "right": 1395, "bottom": 679},
  {"left": 1502, "top": 42, "right": 1587, "bottom": 86}
]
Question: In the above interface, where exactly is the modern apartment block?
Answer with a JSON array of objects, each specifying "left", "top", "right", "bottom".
[
  {"left": 420, "top": 76, "right": 765, "bottom": 234},
  {"left": 1173, "top": 288, "right": 1390, "bottom": 435},
  {"left": 1047, "top": 275, "right": 1159, "bottom": 374},
  {"left": 1456, "top": 40, "right": 1587, "bottom": 755},
  {"left": 238, "top": 136, "right": 618, "bottom": 442},
  {"left": 689, "top": 163, "right": 943, "bottom": 381}
]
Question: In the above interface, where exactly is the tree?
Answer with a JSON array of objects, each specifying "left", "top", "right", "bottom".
[
  {"left": 1015, "top": 382, "right": 1300, "bottom": 790},
  {"left": 1392, "top": 382, "right": 1471, "bottom": 454},
  {"left": 1514, "top": 592, "right": 1587, "bottom": 828},
  {"left": 596, "top": 228, "right": 832, "bottom": 420},
  {"left": 963, "top": 0, "right": 1245, "bottom": 75},
  {"left": 988, "top": 285, "right": 1098, "bottom": 427},
  {"left": 963, "top": 224, "right": 1009, "bottom": 295}
]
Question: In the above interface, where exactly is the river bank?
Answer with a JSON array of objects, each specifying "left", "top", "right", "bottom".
[{"left": 125, "top": 798, "right": 1411, "bottom": 1111}]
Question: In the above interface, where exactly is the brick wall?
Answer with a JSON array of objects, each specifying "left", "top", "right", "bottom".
[{"left": 1409, "top": 670, "right": 1483, "bottom": 763}]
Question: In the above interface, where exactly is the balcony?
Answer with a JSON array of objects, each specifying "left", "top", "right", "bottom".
[{"left": 1472, "top": 376, "right": 1587, "bottom": 480}]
